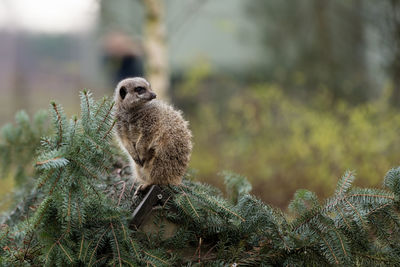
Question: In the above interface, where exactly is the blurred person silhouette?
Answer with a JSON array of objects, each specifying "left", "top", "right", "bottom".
[{"left": 103, "top": 32, "right": 144, "bottom": 87}]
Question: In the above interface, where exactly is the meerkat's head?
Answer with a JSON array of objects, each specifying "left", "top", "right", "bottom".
[{"left": 115, "top": 77, "right": 157, "bottom": 109}]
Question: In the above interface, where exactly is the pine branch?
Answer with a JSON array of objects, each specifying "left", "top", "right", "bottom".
[
  {"left": 143, "top": 250, "right": 169, "bottom": 265},
  {"left": 45, "top": 241, "right": 58, "bottom": 262},
  {"left": 206, "top": 196, "right": 245, "bottom": 222},
  {"left": 3, "top": 90, "right": 400, "bottom": 266},
  {"left": 102, "top": 119, "right": 117, "bottom": 140},
  {"left": 69, "top": 159, "right": 99, "bottom": 180},
  {"left": 366, "top": 203, "right": 392, "bottom": 216},
  {"left": 37, "top": 169, "right": 55, "bottom": 188},
  {"left": 88, "top": 226, "right": 109, "bottom": 267},
  {"left": 335, "top": 206, "right": 351, "bottom": 229},
  {"left": 76, "top": 200, "right": 83, "bottom": 226},
  {"left": 292, "top": 191, "right": 395, "bottom": 232},
  {"left": 110, "top": 222, "right": 122, "bottom": 267},
  {"left": 318, "top": 231, "right": 339, "bottom": 265},
  {"left": 51, "top": 102, "right": 64, "bottom": 148},
  {"left": 78, "top": 235, "right": 84, "bottom": 260},
  {"left": 57, "top": 241, "right": 73, "bottom": 263},
  {"left": 335, "top": 170, "right": 355, "bottom": 197},
  {"left": 343, "top": 197, "right": 366, "bottom": 228},
  {"left": 129, "top": 237, "right": 141, "bottom": 259},
  {"left": 48, "top": 171, "right": 63, "bottom": 195},
  {"left": 94, "top": 97, "right": 107, "bottom": 118},
  {"left": 85, "top": 134, "right": 114, "bottom": 158},
  {"left": 179, "top": 187, "right": 199, "bottom": 218},
  {"left": 97, "top": 101, "right": 115, "bottom": 134},
  {"left": 83, "top": 91, "right": 91, "bottom": 121},
  {"left": 22, "top": 230, "right": 35, "bottom": 263},
  {"left": 121, "top": 258, "right": 135, "bottom": 267},
  {"left": 354, "top": 252, "right": 393, "bottom": 265},
  {"left": 35, "top": 157, "right": 65, "bottom": 167}
]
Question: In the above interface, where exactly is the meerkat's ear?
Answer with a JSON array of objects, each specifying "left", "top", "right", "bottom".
[{"left": 120, "top": 86, "right": 127, "bottom": 99}]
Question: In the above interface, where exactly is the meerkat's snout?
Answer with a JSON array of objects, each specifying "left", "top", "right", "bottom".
[{"left": 149, "top": 92, "right": 157, "bottom": 100}]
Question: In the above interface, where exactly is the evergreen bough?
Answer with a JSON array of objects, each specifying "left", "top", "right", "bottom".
[
  {"left": 1, "top": 91, "right": 400, "bottom": 266},
  {"left": 0, "top": 109, "right": 48, "bottom": 186}
]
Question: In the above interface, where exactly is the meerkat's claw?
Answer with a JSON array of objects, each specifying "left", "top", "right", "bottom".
[
  {"left": 134, "top": 185, "right": 143, "bottom": 196},
  {"left": 134, "top": 184, "right": 151, "bottom": 196},
  {"left": 133, "top": 158, "right": 144, "bottom": 167}
]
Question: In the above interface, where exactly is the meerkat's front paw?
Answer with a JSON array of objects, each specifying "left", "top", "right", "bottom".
[
  {"left": 133, "top": 157, "right": 144, "bottom": 167},
  {"left": 134, "top": 184, "right": 151, "bottom": 195},
  {"left": 132, "top": 152, "right": 144, "bottom": 166}
]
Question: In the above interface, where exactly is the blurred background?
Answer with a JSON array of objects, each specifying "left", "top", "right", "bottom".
[{"left": 1, "top": 0, "right": 400, "bottom": 209}]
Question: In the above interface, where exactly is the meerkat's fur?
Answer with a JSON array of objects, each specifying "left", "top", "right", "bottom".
[{"left": 114, "top": 77, "right": 192, "bottom": 191}]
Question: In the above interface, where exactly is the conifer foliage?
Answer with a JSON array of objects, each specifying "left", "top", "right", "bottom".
[
  {"left": 1, "top": 91, "right": 400, "bottom": 266},
  {"left": 0, "top": 110, "right": 49, "bottom": 186}
]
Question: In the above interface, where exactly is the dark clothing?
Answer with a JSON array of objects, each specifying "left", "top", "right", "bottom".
[{"left": 104, "top": 54, "right": 144, "bottom": 85}]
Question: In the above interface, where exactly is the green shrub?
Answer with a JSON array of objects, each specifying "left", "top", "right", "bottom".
[
  {"left": 176, "top": 66, "right": 400, "bottom": 208},
  {"left": 2, "top": 90, "right": 400, "bottom": 266},
  {"left": 0, "top": 110, "right": 50, "bottom": 211}
]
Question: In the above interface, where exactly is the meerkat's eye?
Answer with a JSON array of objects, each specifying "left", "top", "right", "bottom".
[
  {"left": 119, "top": 86, "right": 127, "bottom": 99},
  {"left": 134, "top": 86, "right": 147, "bottom": 95}
]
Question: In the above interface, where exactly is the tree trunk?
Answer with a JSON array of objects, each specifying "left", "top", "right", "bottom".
[
  {"left": 143, "top": 0, "right": 170, "bottom": 101},
  {"left": 389, "top": 0, "right": 400, "bottom": 106},
  {"left": 313, "top": 0, "right": 334, "bottom": 89}
]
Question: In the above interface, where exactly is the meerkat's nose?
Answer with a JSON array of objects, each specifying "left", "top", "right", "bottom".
[{"left": 150, "top": 92, "right": 157, "bottom": 100}]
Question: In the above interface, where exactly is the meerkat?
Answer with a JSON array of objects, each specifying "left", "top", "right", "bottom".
[{"left": 114, "top": 77, "right": 192, "bottom": 193}]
